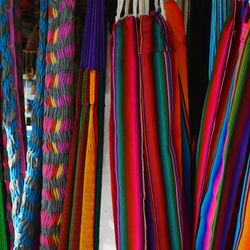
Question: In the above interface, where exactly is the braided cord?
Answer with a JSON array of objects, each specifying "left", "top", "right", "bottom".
[
  {"left": 40, "top": 0, "right": 75, "bottom": 248},
  {"left": 14, "top": 0, "right": 48, "bottom": 248},
  {"left": 0, "top": 0, "right": 24, "bottom": 243}
]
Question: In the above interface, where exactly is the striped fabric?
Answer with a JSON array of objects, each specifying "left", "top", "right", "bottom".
[
  {"left": 110, "top": 10, "right": 187, "bottom": 249},
  {"left": 195, "top": 1, "right": 250, "bottom": 249},
  {"left": 15, "top": 0, "right": 48, "bottom": 248},
  {"left": 69, "top": 71, "right": 90, "bottom": 249},
  {"left": 164, "top": 2, "right": 191, "bottom": 247},
  {"left": 40, "top": 0, "right": 75, "bottom": 248},
  {"left": 0, "top": 0, "right": 26, "bottom": 248},
  {"left": 58, "top": 69, "right": 83, "bottom": 250},
  {"left": 66, "top": 0, "right": 105, "bottom": 247},
  {"left": 209, "top": 0, "right": 231, "bottom": 79}
]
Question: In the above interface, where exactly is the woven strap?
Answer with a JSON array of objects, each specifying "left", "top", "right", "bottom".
[
  {"left": 40, "top": 0, "right": 75, "bottom": 248},
  {"left": 0, "top": 0, "right": 25, "bottom": 245},
  {"left": 14, "top": 0, "right": 49, "bottom": 248}
]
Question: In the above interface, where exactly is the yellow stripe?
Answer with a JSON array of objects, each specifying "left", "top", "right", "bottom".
[
  {"left": 54, "top": 74, "right": 59, "bottom": 88},
  {"left": 55, "top": 119, "right": 62, "bottom": 133},
  {"left": 89, "top": 70, "right": 96, "bottom": 105},
  {"left": 56, "top": 164, "right": 63, "bottom": 179},
  {"left": 51, "top": 97, "right": 56, "bottom": 108},
  {"left": 79, "top": 108, "right": 97, "bottom": 250},
  {"left": 51, "top": 52, "right": 57, "bottom": 64},
  {"left": 52, "top": 8, "right": 58, "bottom": 18},
  {"left": 54, "top": 28, "right": 59, "bottom": 44},
  {"left": 52, "top": 142, "right": 58, "bottom": 154}
]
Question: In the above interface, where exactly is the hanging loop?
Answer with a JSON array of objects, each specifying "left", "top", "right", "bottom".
[
  {"left": 124, "top": 0, "right": 130, "bottom": 16},
  {"left": 159, "top": 0, "right": 166, "bottom": 19},
  {"left": 133, "top": 0, "right": 138, "bottom": 17},
  {"left": 116, "top": 0, "right": 125, "bottom": 21}
]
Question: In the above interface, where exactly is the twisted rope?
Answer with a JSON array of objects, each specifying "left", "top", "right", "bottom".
[
  {"left": 14, "top": 0, "right": 48, "bottom": 248},
  {"left": 0, "top": 0, "right": 26, "bottom": 245},
  {"left": 40, "top": 0, "right": 75, "bottom": 248}
]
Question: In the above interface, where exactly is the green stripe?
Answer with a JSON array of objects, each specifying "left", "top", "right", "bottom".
[
  {"left": 153, "top": 18, "right": 182, "bottom": 250},
  {"left": 68, "top": 71, "right": 86, "bottom": 249},
  {"left": 211, "top": 33, "right": 250, "bottom": 249},
  {"left": 115, "top": 24, "right": 128, "bottom": 249}
]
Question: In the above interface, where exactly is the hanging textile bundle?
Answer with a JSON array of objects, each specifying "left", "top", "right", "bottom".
[
  {"left": 164, "top": 1, "right": 191, "bottom": 247},
  {"left": 110, "top": 0, "right": 191, "bottom": 248},
  {"left": 39, "top": 0, "right": 75, "bottom": 248},
  {"left": 59, "top": 0, "right": 105, "bottom": 248},
  {"left": 14, "top": 0, "right": 48, "bottom": 248},
  {"left": 209, "top": 0, "right": 232, "bottom": 79},
  {"left": 195, "top": 1, "right": 250, "bottom": 249},
  {"left": 0, "top": 0, "right": 27, "bottom": 248}
]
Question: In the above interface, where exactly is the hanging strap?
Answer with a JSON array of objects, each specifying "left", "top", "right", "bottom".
[
  {"left": 133, "top": 0, "right": 138, "bottom": 16},
  {"left": 154, "top": 0, "right": 159, "bottom": 12},
  {"left": 159, "top": 0, "right": 166, "bottom": 19},
  {"left": 124, "top": 0, "right": 129, "bottom": 16},
  {"left": 145, "top": 0, "right": 149, "bottom": 15},
  {"left": 116, "top": 0, "right": 124, "bottom": 21},
  {"left": 138, "top": 0, "right": 144, "bottom": 16}
]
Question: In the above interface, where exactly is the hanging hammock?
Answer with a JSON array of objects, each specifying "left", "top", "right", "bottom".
[
  {"left": 110, "top": 0, "right": 189, "bottom": 248},
  {"left": 39, "top": 0, "right": 75, "bottom": 248},
  {"left": 195, "top": 1, "right": 250, "bottom": 249},
  {"left": 59, "top": 0, "right": 105, "bottom": 248},
  {"left": 0, "top": 1, "right": 27, "bottom": 248}
]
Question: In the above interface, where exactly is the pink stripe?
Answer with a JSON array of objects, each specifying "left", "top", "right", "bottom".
[
  {"left": 56, "top": 44, "right": 75, "bottom": 60},
  {"left": 58, "top": 23, "right": 74, "bottom": 41},
  {"left": 56, "top": 95, "right": 73, "bottom": 106},
  {"left": 58, "top": 72, "right": 74, "bottom": 87},
  {"left": 59, "top": 0, "right": 75, "bottom": 11},
  {"left": 43, "top": 117, "right": 73, "bottom": 133},
  {"left": 45, "top": 73, "right": 74, "bottom": 88},
  {"left": 195, "top": 19, "right": 234, "bottom": 234},
  {"left": 42, "top": 141, "right": 71, "bottom": 154}
]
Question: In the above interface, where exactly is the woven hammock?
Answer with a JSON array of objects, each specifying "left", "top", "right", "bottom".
[
  {"left": 195, "top": 1, "right": 250, "bottom": 249},
  {"left": 39, "top": 0, "right": 75, "bottom": 248},
  {"left": 63, "top": 0, "right": 105, "bottom": 247},
  {"left": 0, "top": 1, "right": 27, "bottom": 248},
  {"left": 14, "top": 0, "right": 48, "bottom": 248},
  {"left": 109, "top": 0, "right": 191, "bottom": 247}
]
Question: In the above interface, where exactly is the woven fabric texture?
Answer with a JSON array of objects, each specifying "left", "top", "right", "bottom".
[{"left": 40, "top": 0, "right": 75, "bottom": 248}]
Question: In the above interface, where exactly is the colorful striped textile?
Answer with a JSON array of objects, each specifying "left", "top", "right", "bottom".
[
  {"left": 0, "top": 0, "right": 26, "bottom": 247},
  {"left": 69, "top": 71, "right": 90, "bottom": 249},
  {"left": 194, "top": 0, "right": 236, "bottom": 239},
  {"left": 209, "top": 0, "right": 231, "bottom": 79},
  {"left": 195, "top": 1, "right": 250, "bottom": 248},
  {"left": 40, "top": 0, "right": 75, "bottom": 248},
  {"left": 233, "top": 156, "right": 250, "bottom": 250},
  {"left": 65, "top": 0, "right": 105, "bottom": 247},
  {"left": 15, "top": 0, "right": 48, "bottom": 248},
  {"left": 164, "top": 2, "right": 191, "bottom": 248},
  {"left": 110, "top": 10, "right": 186, "bottom": 249},
  {"left": 58, "top": 69, "right": 83, "bottom": 250}
]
